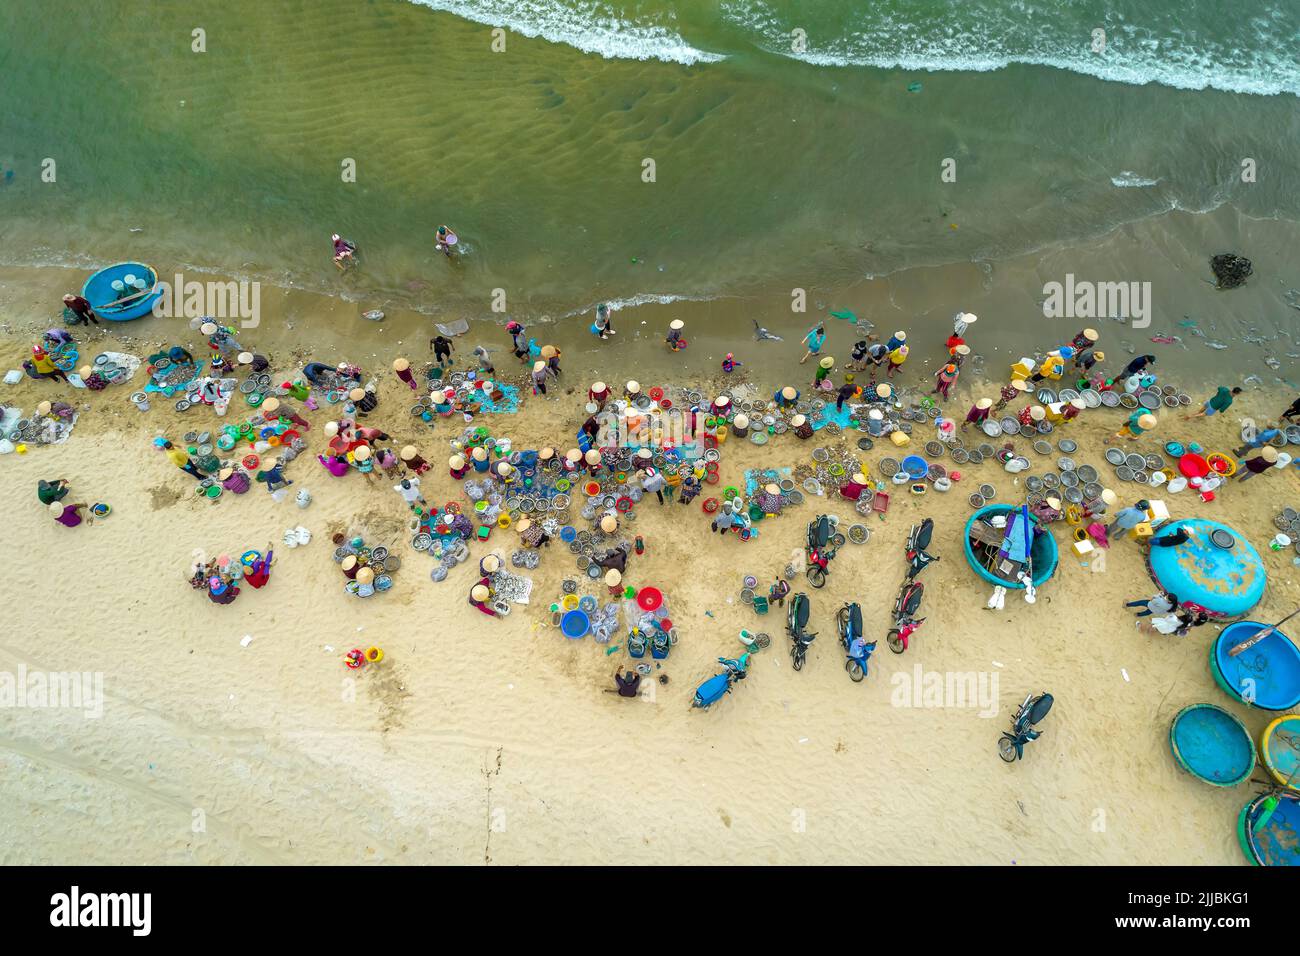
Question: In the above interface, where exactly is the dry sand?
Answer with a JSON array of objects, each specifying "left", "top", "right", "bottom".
[{"left": 1, "top": 263, "right": 1298, "bottom": 866}]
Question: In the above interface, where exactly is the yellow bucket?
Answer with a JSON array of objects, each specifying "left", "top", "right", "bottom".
[
  {"left": 890, "top": 430, "right": 911, "bottom": 447},
  {"left": 365, "top": 646, "right": 384, "bottom": 663},
  {"left": 715, "top": 426, "right": 728, "bottom": 443},
  {"left": 561, "top": 594, "right": 580, "bottom": 611},
  {"left": 497, "top": 513, "right": 512, "bottom": 529}
]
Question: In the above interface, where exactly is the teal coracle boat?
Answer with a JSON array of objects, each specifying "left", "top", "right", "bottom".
[
  {"left": 1238, "top": 790, "right": 1300, "bottom": 866},
  {"left": 82, "top": 262, "right": 162, "bottom": 321},
  {"left": 963, "top": 504, "right": 1058, "bottom": 589},
  {"left": 1169, "top": 703, "right": 1255, "bottom": 787},
  {"left": 1146, "top": 519, "right": 1265, "bottom": 619}
]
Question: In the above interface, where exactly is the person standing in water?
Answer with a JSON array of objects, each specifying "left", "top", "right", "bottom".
[
  {"left": 593, "top": 303, "right": 615, "bottom": 339},
  {"left": 331, "top": 233, "right": 356, "bottom": 270},
  {"left": 434, "top": 225, "right": 458, "bottom": 258},
  {"left": 799, "top": 324, "right": 826, "bottom": 364}
]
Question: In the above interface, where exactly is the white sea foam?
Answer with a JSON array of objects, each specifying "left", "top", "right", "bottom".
[
  {"left": 1111, "top": 172, "right": 1162, "bottom": 188},
  {"left": 403, "top": 0, "right": 724, "bottom": 65}
]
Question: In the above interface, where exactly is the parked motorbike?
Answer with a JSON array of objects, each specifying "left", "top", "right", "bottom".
[
  {"left": 692, "top": 654, "right": 750, "bottom": 709},
  {"left": 837, "top": 601, "right": 876, "bottom": 682},
  {"left": 905, "top": 517, "right": 939, "bottom": 579},
  {"left": 787, "top": 591, "right": 817, "bottom": 671},
  {"left": 999, "top": 692, "right": 1054, "bottom": 762},
  {"left": 805, "top": 514, "right": 838, "bottom": 589},
  {"left": 886, "top": 580, "right": 925, "bottom": 654}
]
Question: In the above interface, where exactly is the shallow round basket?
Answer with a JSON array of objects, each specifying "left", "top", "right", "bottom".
[
  {"left": 969, "top": 493, "right": 986, "bottom": 508},
  {"left": 750, "top": 431, "right": 768, "bottom": 445},
  {"left": 977, "top": 443, "right": 996, "bottom": 458},
  {"left": 1058, "top": 456, "right": 1076, "bottom": 472},
  {"left": 847, "top": 524, "right": 870, "bottom": 545},
  {"left": 1132, "top": 470, "right": 1149, "bottom": 484},
  {"left": 1025, "top": 475, "right": 1044, "bottom": 493},
  {"left": 1081, "top": 388, "right": 1101, "bottom": 408},
  {"left": 1124, "top": 453, "right": 1145, "bottom": 470},
  {"left": 812, "top": 447, "right": 830, "bottom": 463},
  {"left": 1076, "top": 464, "right": 1098, "bottom": 483},
  {"left": 1116, "top": 465, "right": 1135, "bottom": 482},
  {"left": 1144, "top": 454, "right": 1164, "bottom": 471},
  {"left": 978, "top": 483, "right": 995, "bottom": 499},
  {"left": 966, "top": 450, "right": 984, "bottom": 464},
  {"left": 740, "top": 588, "right": 755, "bottom": 605},
  {"left": 982, "top": 419, "right": 1003, "bottom": 437},
  {"left": 1063, "top": 486, "right": 1084, "bottom": 504},
  {"left": 1059, "top": 470, "right": 1079, "bottom": 488},
  {"left": 1119, "top": 393, "right": 1139, "bottom": 409},
  {"left": 1058, "top": 388, "right": 1080, "bottom": 402},
  {"left": 780, "top": 478, "right": 796, "bottom": 493},
  {"left": 1041, "top": 473, "right": 1059, "bottom": 490},
  {"left": 927, "top": 463, "right": 946, "bottom": 482},
  {"left": 803, "top": 477, "right": 822, "bottom": 495},
  {"left": 925, "top": 440, "right": 945, "bottom": 457},
  {"left": 1037, "top": 421, "right": 1054, "bottom": 434},
  {"left": 950, "top": 447, "right": 969, "bottom": 463},
  {"left": 878, "top": 457, "right": 900, "bottom": 477},
  {"left": 1058, "top": 438, "right": 1078, "bottom": 453},
  {"left": 786, "top": 489, "right": 804, "bottom": 505},
  {"left": 1001, "top": 417, "right": 1021, "bottom": 435},
  {"left": 1036, "top": 388, "right": 1057, "bottom": 405},
  {"left": 1083, "top": 481, "right": 1103, "bottom": 500},
  {"left": 412, "top": 533, "right": 433, "bottom": 551},
  {"left": 856, "top": 437, "right": 874, "bottom": 451},
  {"left": 1104, "top": 447, "right": 1125, "bottom": 466},
  {"left": 1032, "top": 439, "right": 1052, "bottom": 455},
  {"left": 1139, "top": 391, "right": 1162, "bottom": 410}
]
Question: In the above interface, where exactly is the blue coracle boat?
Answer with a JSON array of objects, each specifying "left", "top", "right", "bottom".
[
  {"left": 82, "top": 262, "right": 162, "bottom": 321},
  {"left": 1210, "top": 622, "right": 1300, "bottom": 711},
  {"left": 963, "top": 504, "right": 1058, "bottom": 589}
]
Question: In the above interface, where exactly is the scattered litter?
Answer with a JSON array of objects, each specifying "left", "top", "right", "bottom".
[
  {"left": 240, "top": 635, "right": 253, "bottom": 648},
  {"left": 1121, "top": 669, "right": 1130, "bottom": 682}
]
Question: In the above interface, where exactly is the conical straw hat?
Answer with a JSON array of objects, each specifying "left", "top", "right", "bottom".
[
  {"left": 393, "top": 358, "right": 409, "bottom": 371},
  {"left": 782, "top": 386, "right": 797, "bottom": 400},
  {"left": 601, "top": 515, "right": 618, "bottom": 533},
  {"left": 976, "top": 398, "right": 993, "bottom": 409},
  {"left": 791, "top": 414, "right": 806, "bottom": 427},
  {"left": 403, "top": 445, "right": 419, "bottom": 460},
  {"left": 471, "top": 584, "right": 490, "bottom": 602}
]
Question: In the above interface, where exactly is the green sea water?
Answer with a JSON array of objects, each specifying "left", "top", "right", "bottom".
[{"left": 1, "top": 0, "right": 1297, "bottom": 321}]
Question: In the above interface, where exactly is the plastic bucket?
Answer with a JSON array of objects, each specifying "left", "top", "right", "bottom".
[{"left": 561, "top": 610, "right": 590, "bottom": 639}]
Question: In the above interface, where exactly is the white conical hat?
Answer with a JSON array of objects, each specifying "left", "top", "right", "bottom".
[
  {"left": 393, "top": 358, "right": 409, "bottom": 371},
  {"left": 482, "top": 555, "right": 501, "bottom": 572},
  {"left": 626, "top": 380, "right": 641, "bottom": 393},
  {"left": 976, "top": 398, "right": 993, "bottom": 409},
  {"left": 669, "top": 319, "right": 684, "bottom": 330},
  {"left": 791, "top": 414, "right": 806, "bottom": 426},
  {"left": 781, "top": 386, "right": 797, "bottom": 400},
  {"left": 600, "top": 515, "right": 617, "bottom": 533},
  {"left": 471, "top": 584, "right": 490, "bottom": 602},
  {"left": 472, "top": 446, "right": 488, "bottom": 460}
]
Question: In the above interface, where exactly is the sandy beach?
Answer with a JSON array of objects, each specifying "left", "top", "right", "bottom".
[
  {"left": 2, "top": 254, "right": 1298, "bottom": 866},
  {"left": 2, "top": 0, "right": 1299, "bottom": 869}
]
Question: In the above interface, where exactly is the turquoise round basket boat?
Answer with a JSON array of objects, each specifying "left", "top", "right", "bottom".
[
  {"left": 1210, "top": 622, "right": 1300, "bottom": 711},
  {"left": 963, "top": 504, "right": 1058, "bottom": 589},
  {"left": 1238, "top": 790, "right": 1300, "bottom": 866},
  {"left": 82, "top": 262, "right": 162, "bottom": 321},
  {"left": 1169, "top": 703, "right": 1255, "bottom": 787},
  {"left": 1147, "top": 519, "right": 1265, "bottom": 619}
]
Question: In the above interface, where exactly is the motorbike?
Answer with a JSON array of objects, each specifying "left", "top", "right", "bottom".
[
  {"left": 787, "top": 591, "right": 817, "bottom": 671},
  {"left": 999, "top": 692, "right": 1054, "bottom": 762},
  {"left": 692, "top": 654, "right": 750, "bottom": 709},
  {"left": 805, "top": 514, "right": 838, "bottom": 588},
  {"left": 905, "top": 517, "right": 939, "bottom": 579},
  {"left": 837, "top": 601, "right": 876, "bottom": 682},
  {"left": 885, "top": 580, "right": 925, "bottom": 654}
]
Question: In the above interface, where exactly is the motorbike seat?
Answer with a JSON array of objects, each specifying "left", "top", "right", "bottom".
[
  {"left": 813, "top": 516, "right": 830, "bottom": 547},
  {"left": 1027, "top": 693, "right": 1054, "bottom": 725},
  {"left": 795, "top": 600, "right": 809, "bottom": 628},
  {"left": 848, "top": 604, "right": 862, "bottom": 634}
]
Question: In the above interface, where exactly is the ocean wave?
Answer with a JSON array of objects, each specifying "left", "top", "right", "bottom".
[
  {"left": 1111, "top": 172, "right": 1162, "bottom": 188},
  {"left": 402, "top": 0, "right": 724, "bottom": 65},
  {"left": 721, "top": 0, "right": 1299, "bottom": 97},
  {"left": 412, "top": 0, "right": 1300, "bottom": 98}
]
